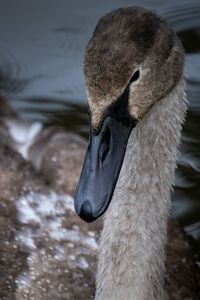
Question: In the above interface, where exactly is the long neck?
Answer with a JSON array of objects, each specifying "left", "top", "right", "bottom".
[{"left": 95, "top": 79, "right": 187, "bottom": 300}]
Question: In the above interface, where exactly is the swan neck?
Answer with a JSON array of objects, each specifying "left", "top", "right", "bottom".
[{"left": 95, "top": 79, "right": 187, "bottom": 300}]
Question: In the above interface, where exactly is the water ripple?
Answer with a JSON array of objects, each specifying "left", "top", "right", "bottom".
[{"left": 0, "top": 49, "right": 28, "bottom": 97}]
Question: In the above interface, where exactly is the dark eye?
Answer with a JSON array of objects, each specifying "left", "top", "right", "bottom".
[{"left": 130, "top": 70, "right": 140, "bottom": 84}]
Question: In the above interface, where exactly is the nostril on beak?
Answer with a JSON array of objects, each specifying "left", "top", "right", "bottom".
[
  {"left": 79, "top": 200, "right": 95, "bottom": 223},
  {"left": 101, "top": 126, "right": 111, "bottom": 163}
]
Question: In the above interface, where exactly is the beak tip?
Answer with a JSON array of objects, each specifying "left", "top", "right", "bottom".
[{"left": 76, "top": 200, "right": 96, "bottom": 223}]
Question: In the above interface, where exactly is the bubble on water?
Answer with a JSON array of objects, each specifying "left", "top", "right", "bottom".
[
  {"left": 16, "top": 272, "right": 31, "bottom": 288},
  {"left": 54, "top": 245, "right": 65, "bottom": 260},
  {"left": 88, "top": 231, "right": 95, "bottom": 237},
  {"left": 78, "top": 257, "right": 89, "bottom": 270}
]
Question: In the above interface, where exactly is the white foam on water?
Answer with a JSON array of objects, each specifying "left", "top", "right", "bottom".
[
  {"left": 17, "top": 192, "right": 74, "bottom": 226},
  {"left": 17, "top": 230, "right": 36, "bottom": 250},
  {"left": 5, "top": 119, "right": 43, "bottom": 159},
  {"left": 50, "top": 228, "right": 98, "bottom": 250},
  {"left": 15, "top": 191, "right": 99, "bottom": 293},
  {"left": 15, "top": 272, "right": 31, "bottom": 288}
]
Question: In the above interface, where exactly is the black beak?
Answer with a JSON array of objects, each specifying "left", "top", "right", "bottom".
[{"left": 74, "top": 116, "right": 134, "bottom": 222}]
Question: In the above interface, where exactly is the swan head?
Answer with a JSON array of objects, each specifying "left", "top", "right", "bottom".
[{"left": 74, "top": 6, "right": 184, "bottom": 222}]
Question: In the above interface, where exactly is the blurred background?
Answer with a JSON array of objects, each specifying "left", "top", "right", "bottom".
[{"left": 0, "top": 0, "right": 199, "bottom": 266}]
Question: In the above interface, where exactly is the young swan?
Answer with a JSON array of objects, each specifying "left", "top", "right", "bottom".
[{"left": 75, "top": 6, "right": 187, "bottom": 300}]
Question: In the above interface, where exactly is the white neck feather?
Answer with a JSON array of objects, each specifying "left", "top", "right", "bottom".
[{"left": 95, "top": 79, "right": 187, "bottom": 300}]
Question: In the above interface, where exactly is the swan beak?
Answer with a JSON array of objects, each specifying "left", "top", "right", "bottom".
[{"left": 74, "top": 116, "right": 134, "bottom": 223}]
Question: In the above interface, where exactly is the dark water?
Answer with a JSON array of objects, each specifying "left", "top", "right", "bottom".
[{"left": 0, "top": 0, "right": 200, "bottom": 266}]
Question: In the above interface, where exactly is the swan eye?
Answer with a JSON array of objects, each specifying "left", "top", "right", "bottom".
[{"left": 130, "top": 70, "right": 140, "bottom": 84}]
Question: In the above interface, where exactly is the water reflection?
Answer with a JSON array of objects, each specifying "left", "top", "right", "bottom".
[
  {"left": 158, "top": 2, "right": 200, "bottom": 264},
  {"left": 20, "top": 98, "right": 89, "bottom": 137},
  {"left": 0, "top": 50, "right": 28, "bottom": 98}
]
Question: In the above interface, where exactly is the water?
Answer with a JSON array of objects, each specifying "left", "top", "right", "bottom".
[{"left": 0, "top": 0, "right": 200, "bottom": 294}]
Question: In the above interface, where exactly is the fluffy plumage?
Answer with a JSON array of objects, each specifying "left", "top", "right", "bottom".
[{"left": 83, "top": 6, "right": 189, "bottom": 300}]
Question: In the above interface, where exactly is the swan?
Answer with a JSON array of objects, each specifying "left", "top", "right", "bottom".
[{"left": 74, "top": 6, "right": 189, "bottom": 300}]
